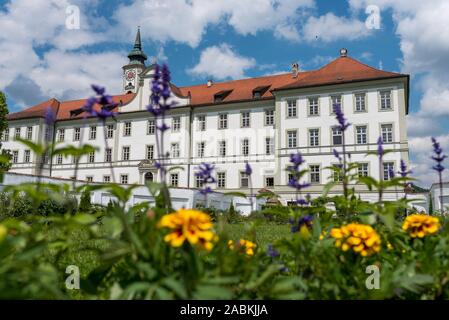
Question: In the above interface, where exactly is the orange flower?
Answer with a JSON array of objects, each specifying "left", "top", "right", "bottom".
[
  {"left": 330, "top": 223, "right": 381, "bottom": 257},
  {"left": 158, "top": 209, "right": 215, "bottom": 250},
  {"left": 402, "top": 214, "right": 440, "bottom": 238}
]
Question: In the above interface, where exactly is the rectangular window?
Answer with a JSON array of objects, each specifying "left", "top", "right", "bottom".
[
  {"left": 146, "top": 145, "right": 154, "bottom": 160},
  {"left": 332, "top": 127, "right": 343, "bottom": 145},
  {"left": 3, "top": 128, "right": 9, "bottom": 141},
  {"left": 122, "top": 146, "right": 130, "bottom": 161},
  {"left": 287, "top": 100, "right": 297, "bottom": 118},
  {"left": 170, "top": 173, "right": 179, "bottom": 187},
  {"left": 107, "top": 124, "right": 114, "bottom": 139},
  {"left": 86, "top": 176, "right": 93, "bottom": 183},
  {"left": 103, "top": 175, "right": 111, "bottom": 183},
  {"left": 171, "top": 143, "right": 180, "bottom": 158},
  {"left": 333, "top": 164, "right": 343, "bottom": 182},
  {"left": 73, "top": 128, "right": 81, "bottom": 141},
  {"left": 120, "top": 174, "right": 128, "bottom": 184},
  {"left": 45, "top": 127, "right": 51, "bottom": 142},
  {"left": 105, "top": 148, "right": 112, "bottom": 162},
  {"left": 197, "top": 115, "right": 206, "bottom": 131},
  {"left": 355, "top": 93, "right": 366, "bottom": 112},
  {"left": 308, "top": 97, "right": 319, "bottom": 116},
  {"left": 310, "top": 165, "right": 321, "bottom": 184},
  {"left": 356, "top": 126, "right": 367, "bottom": 144},
  {"left": 218, "top": 140, "right": 226, "bottom": 157},
  {"left": 358, "top": 163, "right": 369, "bottom": 177},
  {"left": 89, "top": 126, "right": 97, "bottom": 140},
  {"left": 240, "top": 172, "right": 249, "bottom": 188},
  {"left": 12, "top": 150, "right": 18, "bottom": 163},
  {"left": 123, "top": 122, "right": 132, "bottom": 136},
  {"left": 217, "top": 172, "right": 226, "bottom": 188},
  {"left": 14, "top": 127, "right": 21, "bottom": 139},
  {"left": 242, "top": 138, "right": 249, "bottom": 156},
  {"left": 241, "top": 112, "right": 250, "bottom": 128},
  {"left": 56, "top": 154, "right": 63, "bottom": 165},
  {"left": 380, "top": 90, "right": 392, "bottom": 110},
  {"left": 383, "top": 162, "right": 395, "bottom": 181},
  {"left": 147, "top": 120, "right": 155, "bottom": 135},
  {"left": 88, "top": 151, "right": 95, "bottom": 163},
  {"left": 331, "top": 95, "right": 342, "bottom": 114},
  {"left": 26, "top": 126, "right": 33, "bottom": 140},
  {"left": 24, "top": 150, "right": 31, "bottom": 163},
  {"left": 265, "top": 137, "right": 274, "bottom": 155},
  {"left": 197, "top": 142, "right": 205, "bottom": 158},
  {"left": 381, "top": 124, "right": 393, "bottom": 143},
  {"left": 265, "top": 109, "right": 274, "bottom": 126},
  {"left": 309, "top": 129, "right": 320, "bottom": 147},
  {"left": 218, "top": 114, "right": 228, "bottom": 129},
  {"left": 172, "top": 117, "right": 181, "bottom": 132},
  {"left": 265, "top": 177, "right": 274, "bottom": 188},
  {"left": 287, "top": 130, "right": 297, "bottom": 148},
  {"left": 195, "top": 175, "right": 203, "bottom": 188},
  {"left": 58, "top": 128, "right": 65, "bottom": 142}
]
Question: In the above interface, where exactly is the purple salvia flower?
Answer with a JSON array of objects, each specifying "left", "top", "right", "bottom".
[
  {"left": 334, "top": 104, "right": 350, "bottom": 131},
  {"left": 431, "top": 137, "right": 447, "bottom": 173},
  {"left": 245, "top": 162, "right": 252, "bottom": 176},
  {"left": 377, "top": 136, "right": 384, "bottom": 156},
  {"left": 83, "top": 85, "right": 118, "bottom": 121},
  {"left": 44, "top": 107, "right": 56, "bottom": 126},
  {"left": 398, "top": 159, "right": 411, "bottom": 178},
  {"left": 267, "top": 244, "right": 280, "bottom": 258},
  {"left": 333, "top": 149, "right": 342, "bottom": 162}
]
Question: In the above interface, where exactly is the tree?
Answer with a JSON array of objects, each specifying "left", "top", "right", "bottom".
[
  {"left": 0, "top": 91, "right": 11, "bottom": 175},
  {"left": 0, "top": 91, "right": 8, "bottom": 144},
  {"left": 79, "top": 189, "right": 92, "bottom": 212}
]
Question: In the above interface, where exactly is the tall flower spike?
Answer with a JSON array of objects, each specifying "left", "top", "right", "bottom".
[
  {"left": 377, "top": 136, "right": 384, "bottom": 156},
  {"left": 82, "top": 85, "right": 118, "bottom": 120},
  {"left": 431, "top": 137, "right": 447, "bottom": 173},
  {"left": 44, "top": 107, "right": 56, "bottom": 126},
  {"left": 334, "top": 104, "right": 350, "bottom": 131},
  {"left": 245, "top": 162, "right": 252, "bottom": 176},
  {"left": 398, "top": 159, "right": 412, "bottom": 178}
]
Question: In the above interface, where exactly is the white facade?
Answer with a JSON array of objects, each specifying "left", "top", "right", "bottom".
[
  {"left": 430, "top": 182, "right": 449, "bottom": 213},
  {"left": 2, "top": 45, "right": 415, "bottom": 205}
]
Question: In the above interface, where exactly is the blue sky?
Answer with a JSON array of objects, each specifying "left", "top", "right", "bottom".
[{"left": 1, "top": 0, "right": 448, "bottom": 186}]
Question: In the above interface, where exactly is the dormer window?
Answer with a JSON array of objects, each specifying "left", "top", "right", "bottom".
[
  {"left": 252, "top": 86, "right": 270, "bottom": 99},
  {"left": 214, "top": 90, "right": 232, "bottom": 103}
]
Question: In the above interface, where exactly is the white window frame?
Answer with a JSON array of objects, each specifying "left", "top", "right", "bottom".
[
  {"left": 308, "top": 97, "right": 319, "bottom": 116},
  {"left": 218, "top": 113, "right": 228, "bottom": 129},
  {"left": 147, "top": 120, "right": 155, "bottom": 135},
  {"left": 287, "top": 130, "right": 297, "bottom": 148},
  {"left": 241, "top": 138, "right": 249, "bottom": 156},
  {"left": 381, "top": 124, "right": 393, "bottom": 143},
  {"left": 241, "top": 112, "right": 250, "bottom": 128},
  {"left": 264, "top": 109, "right": 274, "bottom": 126},
  {"left": 309, "top": 128, "right": 320, "bottom": 147},
  {"left": 356, "top": 125, "right": 368, "bottom": 145},
  {"left": 171, "top": 143, "right": 180, "bottom": 158},
  {"left": 146, "top": 145, "right": 154, "bottom": 160},
  {"left": 105, "top": 148, "right": 112, "bottom": 162},
  {"left": 310, "top": 165, "right": 321, "bottom": 184},
  {"left": 265, "top": 137, "right": 274, "bottom": 155},
  {"left": 218, "top": 140, "right": 226, "bottom": 157},
  {"left": 89, "top": 126, "right": 97, "bottom": 140},
  {"left": 172, "top": 117, "right": 181, "bottom": 132},
  {"left": 355, "top": 93, "right": 366, "bottom": 112},
  {"left": 217, "top": 172, "right": 226, "bottom": 189},
  {"left": 123, "top": 122, "right": 132, "bottom": 137},
  {"left": 122, "top": 146, "right": 130, "bottom": 161},
  {"left": 73, "top": 127, "right": 81, "bottom": 141},
  {"left": 26, "top": 126, "right": 33, "bottom": 140},
  {"left": 197, "top": 115, "right": 206, "bottom": 131},
  {"left": 286, "top": 100, "right": 297, "bottom": 118}
]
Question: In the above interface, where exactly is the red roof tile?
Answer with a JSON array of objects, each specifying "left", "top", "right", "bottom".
[
  {"left": 7, "top": 55, "right": 409, "bottom": 122},
  {"left": 276, "top": 56, "right": 406, "bottom": 91}
]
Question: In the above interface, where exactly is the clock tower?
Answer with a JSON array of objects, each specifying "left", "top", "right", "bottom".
[{"left": 122, "top": 27, "right": 148, "bottom": 94}]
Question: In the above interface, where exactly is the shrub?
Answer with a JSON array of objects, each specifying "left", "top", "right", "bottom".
[{"left": 79, "top": 189, "right": 92, "bottom": 213}]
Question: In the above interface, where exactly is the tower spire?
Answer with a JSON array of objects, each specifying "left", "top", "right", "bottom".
[{"left": 127, "top": 26, "right": 147, "bottom": 66}]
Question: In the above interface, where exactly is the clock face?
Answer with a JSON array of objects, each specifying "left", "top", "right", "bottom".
[{"left": 126, "top": 70, "right": 136, "bottom": 81}]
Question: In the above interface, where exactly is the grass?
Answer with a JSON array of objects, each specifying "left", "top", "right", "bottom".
[{"left": 224, "top": 221, "right": 290, "bottom": 249}]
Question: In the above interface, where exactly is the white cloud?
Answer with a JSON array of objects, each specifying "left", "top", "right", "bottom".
[
  {"left": 408, "top": 134, "right": 449, "bottom": 186},
  {"left": 348, "top": 0, "right": 449, "bottom": 186},
  {"left": 302, "top": 13, "right": 370, "bottom": 42},
  {"left": 112, "top": 0, "right": 314, "bottom": 47},
  {"left": 187, "top": 44, "right": 256, "bottom": 80},
  {"left": 0, "top": 0, "right": 126, "bottom": 107}
]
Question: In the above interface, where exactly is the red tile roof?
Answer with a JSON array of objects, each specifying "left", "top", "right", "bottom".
[
  {"left": 276, "top": 56, "right": 406, "bottom": 91},
  {"left": 6, "top": 55, "right": 408, "bottom": 122}
]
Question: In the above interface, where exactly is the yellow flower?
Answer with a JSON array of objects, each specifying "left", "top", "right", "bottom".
[
  {"left": 402, "top": 214, "right": 440, "bottom": 238},
  {"left": 158, "top": 209, "right": 216, "bottom": 250},
  {"left": 330, "top": 223, "right": 381, "bottom": 257},
  {"left": 228, "top": 239, "right": 257, "bottom": 256},
  {"left": 0, "top": 224, "right": 7, "bottom": 243},
  {"left": 319, "top": 231, "right": 327, "bottom": 240}
]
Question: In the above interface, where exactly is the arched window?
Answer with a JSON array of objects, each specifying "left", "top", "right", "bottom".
[{"left": 144, "top": 172, "right": 154, "bottom": 184}]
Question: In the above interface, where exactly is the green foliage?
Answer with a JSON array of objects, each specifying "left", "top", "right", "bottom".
[{"left": 79, "top": 189, "right": 92, "bottom": 213}]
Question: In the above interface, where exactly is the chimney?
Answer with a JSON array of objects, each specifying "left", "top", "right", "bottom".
[
  {"left": 340, "top": 48, "right": 348, "bottom": 57},
  {"left": 207, "top": 79, "right": 213, "bottom": 87},
  {"left": 291, "top": 62, "right": 299, "bottom": 78}
]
